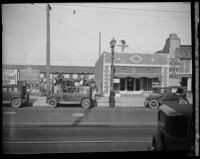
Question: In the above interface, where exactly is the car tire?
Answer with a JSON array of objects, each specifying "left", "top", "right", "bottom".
[
  {"left": 81, "top": 98, "right": 91, "bottom": 108},
  {"left": 149, "top": 99, "right": 159, "bottom": 109},
  {"left": 48, "top": 98, "right": 57, "bottom": 108},
  {"left": 11, "top": 98, "right": 22, "bottom": 108},
  {"left": 179, "top": 99, "right": 189, "bottom": 104}
]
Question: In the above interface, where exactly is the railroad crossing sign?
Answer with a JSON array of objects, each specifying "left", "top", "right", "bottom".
[{"left": 117, "top": 40, "right": 128, "bottom": 52}]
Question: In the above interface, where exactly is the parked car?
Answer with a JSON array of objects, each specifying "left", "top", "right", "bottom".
[
  {"left": 144, "top": 86, "right": 189, "bottom": 109},
  {"left": 47, "top": 86, "right": 96, "bottom": 108},
  {"left": 2, "top": 84, "right": 30, "bottom": 108},
  {"left": 148, "top": 103, "right": 194, "bottom": 151}
]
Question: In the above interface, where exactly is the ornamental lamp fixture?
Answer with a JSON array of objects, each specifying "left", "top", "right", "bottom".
[{"left": 110, "top": 38, "right": 116, "bottom": 48}]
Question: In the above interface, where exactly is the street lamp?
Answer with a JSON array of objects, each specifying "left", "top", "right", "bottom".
[{"left": 109, "top": 38, "right": 116, "bottom": 108}]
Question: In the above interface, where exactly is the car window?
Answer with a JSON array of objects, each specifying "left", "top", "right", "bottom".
[
  {"left": 8, "top": 88, "right": 13, "bottom": 92},
  {"left": 13, "top": 87, "right": 18, "bottom": 92},
  {"left": 2, "top": 87, "right": 7, "bottom": 92},
  {"left": 79, "top": 87, "right": 90, "bottom": 94},
  {"left": 67, "top": 87, "right": 77, "bottom": 93}
]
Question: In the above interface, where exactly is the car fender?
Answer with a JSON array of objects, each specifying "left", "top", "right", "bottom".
[
  {"left": 10, "top": 96, "right": 22, "bottom": 103},
  {"left": 177, "top": 97, "right": 189, "bottom": 103}
]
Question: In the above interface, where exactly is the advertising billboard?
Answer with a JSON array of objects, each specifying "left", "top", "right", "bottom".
[
  {"left": 19, "top": 69, "right": 40, "bottom": 83},
  {"left": 2, "top": 69, "right": 18, "bottom": 85}
]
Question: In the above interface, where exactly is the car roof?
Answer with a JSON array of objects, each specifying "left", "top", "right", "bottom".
[
  {"left": 160, "top": 104, "right": 193, "bottom": 120},
  {"left": 3, "top": 84, "right": 20, "bottom": 87}
]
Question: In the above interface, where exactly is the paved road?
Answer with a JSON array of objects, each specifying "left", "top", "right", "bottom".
[
  {"left": 3, "top": 104, "right": 158, "bottom": 126},
  {"left": 3, "top": 126, "right": 156, "bottom": 153},
  {"left": 2, "top": 104, "right": 158, "bottom": 153}
]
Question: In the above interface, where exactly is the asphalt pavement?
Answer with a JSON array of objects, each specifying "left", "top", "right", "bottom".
[
  {"left": 3, "top": 125, "right": 157, "bottom": 153},
  {"left": 3, "top": 105, "right": 158, "bottom": 127},
  {"left": 2, "top": 104, "right": 158, "bottom": 153}
]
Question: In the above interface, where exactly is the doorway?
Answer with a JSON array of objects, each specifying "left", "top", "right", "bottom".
[{"left": 135, "top": 79, "right": 140, "bottom": 91}]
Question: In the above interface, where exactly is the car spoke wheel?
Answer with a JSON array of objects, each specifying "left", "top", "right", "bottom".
[
  {"left": 11, "top": 98, "right": 22, "bottom": 108},
  {"left": 149, "top": 99, "right": 159, "bottom": 109},
  {"left": 48, "top": 98, "right": 57, "bottom": 108},
  {"left": 179, "top": 99, "right": 188, "bottom": 104},
  {"left": 81, "top": 98, "right": 91, "bottom": 108}
]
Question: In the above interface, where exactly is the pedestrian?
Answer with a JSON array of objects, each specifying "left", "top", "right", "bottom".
[{"left": 44, "top": 82, "right": 47, "bottom": 96}]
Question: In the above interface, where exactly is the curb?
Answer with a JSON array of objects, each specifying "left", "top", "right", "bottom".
[{"left": 3, "top": 121, "right": 157, "bottom": 128}]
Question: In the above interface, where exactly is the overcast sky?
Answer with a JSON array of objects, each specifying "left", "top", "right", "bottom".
[{"left": 2, "top": 2, "right": 191, "bottom": 66}]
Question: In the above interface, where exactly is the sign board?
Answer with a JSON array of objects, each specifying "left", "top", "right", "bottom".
[
  {"left": 19, "top": 69, "right": 40, "bottom": 82},
  {"left": 2, "top": 69, "right": 18, "bottom": 85},
  {"left": 114, "top": 78, "right": 120, "bottom": 83}
]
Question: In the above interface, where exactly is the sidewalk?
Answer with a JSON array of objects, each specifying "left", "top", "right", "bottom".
[
  {"left": 31, "top": 95, "right": 145, "bottom": 107},
  {"left": 97, "top": 95, "right": 145, "bottom": 107}
]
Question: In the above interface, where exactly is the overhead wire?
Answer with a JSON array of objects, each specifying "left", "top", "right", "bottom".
[
  {"left": 31, "top": 3, "right": 98, "bottom": 41},
  {"left": 53, "top": 3, "right": 190, "bottom": 13}
]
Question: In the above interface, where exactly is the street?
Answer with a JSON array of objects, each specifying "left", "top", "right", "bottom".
[{"left": 2, "top": 104, "right": 158, "bottom": 153}]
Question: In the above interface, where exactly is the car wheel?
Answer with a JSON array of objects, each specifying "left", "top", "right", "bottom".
[
  {"left": 11, "top": 98, "right": 22, "bottom": 108},
  {"left": 48, "top": 98, "right": 57, "bottom": 108},
  {"left": 81, "top": 98, "right": 91, "bottom": 108},
  {"left": 149, "top": 99, "right": 159, "bottom": 109},
  {"left": 179, "top": 99, "right": 189, "bottom": 104}
]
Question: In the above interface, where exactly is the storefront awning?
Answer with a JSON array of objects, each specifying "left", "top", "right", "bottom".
[{"left": 114, "top": 73, "right": 161, "bottom": 78}]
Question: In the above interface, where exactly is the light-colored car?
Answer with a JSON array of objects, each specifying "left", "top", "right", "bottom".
[{"left": 47, "top": 86, "right": 96, "bottom": 108}]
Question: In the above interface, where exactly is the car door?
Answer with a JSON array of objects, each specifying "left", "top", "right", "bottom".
[
  {"left": 160, "top": 88, "right": 177, "bottom": 104},
  {"left": 2, "top": 87, "right": 9, "bottom": 101}
]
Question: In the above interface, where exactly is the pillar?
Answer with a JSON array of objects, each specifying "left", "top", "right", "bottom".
[
  {"left": 187, "top": 78, "right": 191, "bottom": 91},
  {"left": 125, "top": 77, "right": 127, "bottom": 91}
]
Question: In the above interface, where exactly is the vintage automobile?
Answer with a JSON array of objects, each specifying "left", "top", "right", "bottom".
[
  {"left": 148, "top": 103, "right": 194, "bottom": 151},
  {"left": 47, "top": 86, "right": 96, "bottom": 108},
  {"left": 2, "top": 84, "right": 30, "bottom": 108},
  {"left": 144, "top": 86, "right": 189, "bottom": 109}
]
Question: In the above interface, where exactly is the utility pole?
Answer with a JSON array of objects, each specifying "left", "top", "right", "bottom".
[
  {"left": 99, "top": 32, "right": 101, "bottom": 57},
  {"left": 46, "top": 4, "right": 51, "bottom": 103}
]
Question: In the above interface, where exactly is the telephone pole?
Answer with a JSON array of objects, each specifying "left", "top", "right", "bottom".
[{"left": 46, "top": 4, "right": 51, "bottom": 103}]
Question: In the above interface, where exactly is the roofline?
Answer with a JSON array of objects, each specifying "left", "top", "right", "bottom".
[{"left": 104, "top": 63, "right": 167, "bottom": 67}]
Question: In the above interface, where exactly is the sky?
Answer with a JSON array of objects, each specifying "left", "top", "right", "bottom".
[{"left": 2, "top": 2, "right": 191, "bottom": 66}]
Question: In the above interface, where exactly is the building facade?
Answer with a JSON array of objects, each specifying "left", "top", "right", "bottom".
[
  {"left": 156, "top": 33, "right": 192, "bottom": 91},
  {"left": 95, "top": 52, "right": 168, "bottom": 97},
  {"left": 95, "top": 33, "right": 192, "bottom": 97},
  {"left": 2, "top": 65, "right": 95, "bottom": 91}
]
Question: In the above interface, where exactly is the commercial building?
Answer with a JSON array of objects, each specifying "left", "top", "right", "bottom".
[
  {"left": 2, "top": 64, "right": 95, "bottom": 91},
  {"left": 94, "top": 33, "right": 192, "bottom": 97}
]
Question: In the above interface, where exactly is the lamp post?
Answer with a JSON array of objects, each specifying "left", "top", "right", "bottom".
[{"left": 109, "top": 38, "right": 116, "bottom": 108}]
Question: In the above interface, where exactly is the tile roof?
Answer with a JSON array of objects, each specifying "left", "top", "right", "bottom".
[
  {"left": 103, "top": 52, "right": 168, "bottom": 65},
  {"left": 2, "top": 64, "right": 95, "bottom": 74}
]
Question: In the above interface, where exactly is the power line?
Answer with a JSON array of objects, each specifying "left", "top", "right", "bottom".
[
  {"left": 53, "top": 3, "right": 190, "bottom": 13},
  {"left": 52, "top": 6, "right": 190, "bottom": 19},
  {"left": 31, "top": 4, "right": 98, "bottom": 41}
]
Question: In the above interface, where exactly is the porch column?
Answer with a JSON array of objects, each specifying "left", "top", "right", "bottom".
[
  {"left": 140, "top": 78, "right": 143, "bottom": 91},
  {"left": 134, "top": 78, "right": 136, "bottom": 91},
  {"left": 125, "top": 77, "right": 127, "bottom": 91},
  {"left": 187, "top": 78, "right": 191, "bottom": 91}
]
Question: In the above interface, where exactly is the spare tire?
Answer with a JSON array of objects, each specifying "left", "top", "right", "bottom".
[
  {"left": 48, "top": 98, "right": 57, "bottom": 108},
  {"left": 149, "top": 99, "right": 159, "bottom": 109}
]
